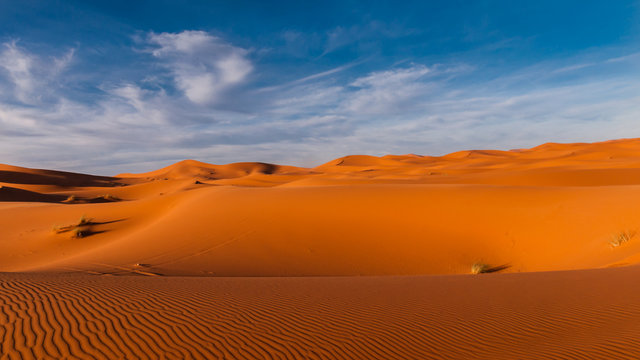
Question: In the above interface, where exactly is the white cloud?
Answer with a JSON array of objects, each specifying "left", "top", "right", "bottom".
[
  {"left": 346, "top": 78, "right": 640, "bottom": 156},
  {"left": 343, "top": 65, "right": 432, "bottom": 115},
  {"left": 0, "top": 105, "right": 39, "bottom": 132},
  {"left": 0, "top": 41, "right": 74, "bottom": 105},
  {"left": 110, "top": 84, "right": 148, "bottom": 112},
  {"left": 0, "top": 41, "right": 35, "bottom": 103},
  {"left": 147, "top": 30, "right": 252, "bottom": 105},
  {"left": 52, "top": 48, "right": 75, "bottom": 74},
  {"left": 350, "top": 65, "right": 430, "bottom": 88}
]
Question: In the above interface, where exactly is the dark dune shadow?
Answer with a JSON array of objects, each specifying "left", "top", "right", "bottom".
[
  {"left": 0, "top": 186, "right": 127, "bottom": 204},
  {"left": 0, "top": 186, "right": 67, "bottom": 203},
  {"left": 82, "top": 219, "right": 127, "bottom": 226},
  {"left": 483, "top": 264, "right": 511, "bottom": 274},
  {"left": 0, "top": 170, "right": 121, "bottom": 187},
  {"left": 81, "top": 230, "right": 107, "bottom": 237},
  {"left": 87, "top": 196, "right": 125, "bottom": 203},
  {"left": 54, "top": 219, "right": 126, "bottom": 239},
  {"left": 256, "top": 163, "right": 279, "bottom": 175}
]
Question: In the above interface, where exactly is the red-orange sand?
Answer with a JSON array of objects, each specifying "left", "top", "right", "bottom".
[{"left": 2, "top": 138, "right": 640, "bottom": 358}]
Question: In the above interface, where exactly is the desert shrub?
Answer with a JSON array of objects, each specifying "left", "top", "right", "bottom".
[
  {"left": 78, "top": 215, "right": 92, "bottom": 226},
  {"left": 610, "top": 230, "right": 636, "bottom": 248},
  {"left": 53, "top": 215, "right": 93, "bottom": 238},
  {"left": 471, "top": 262, "right": 510, "bottom": 274},
  {"left": 471, "top": 262, "right": 490, "bottom": 274},
  {"left": 71, "top": 226, "right": 90, "bottom": 238}
]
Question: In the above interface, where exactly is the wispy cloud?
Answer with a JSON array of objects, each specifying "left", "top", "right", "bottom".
[
  {"left": 0, "top": 42, "right": 35, "bottom": 103},
  {"left": 257, "top": 61, "right": 363, "bottom": 93},
  {"left": 343, "top": 65, "right": 432, "bottom": 115},
  {"left": 323, "top": 21, "right": 414, "bottom": 56},
  {"left": 0, "top": 41, "right": 75, "bottom": 105},
  {"left": 551, "top": 63, "right": 596, "bottom": 74}
]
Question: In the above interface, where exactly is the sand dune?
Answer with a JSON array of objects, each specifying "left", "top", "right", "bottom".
[
  {"left": 3, "top": 138, "right": 640, "bottom": 275},
  {"left": 3, "top": 138, "right": 640, "bottom": 358},
  {"left": 2, "top": 267, "right": 640, "bottom": 359}
]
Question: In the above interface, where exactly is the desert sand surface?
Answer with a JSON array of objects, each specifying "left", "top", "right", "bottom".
[
  {"left": 2, "top": 267, "right": 640, "bottom": 359},
  {"left": 2, "top": 138, "right": 640, "bottom": 358}
]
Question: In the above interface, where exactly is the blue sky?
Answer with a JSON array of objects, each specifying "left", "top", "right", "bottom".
[{"left": 0, "top": 1, "right": 639, "bottom": 174}]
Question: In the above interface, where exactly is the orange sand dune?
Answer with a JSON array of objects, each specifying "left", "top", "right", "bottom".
[
  {"left": 1, "top": 267, "right": 640, "bottom": 359},
  {"left": 3, "top": 138, "right": 640, "bottom": 358},
  {"left": 3, "top": 138, "right": 640, "bottom": 275}
]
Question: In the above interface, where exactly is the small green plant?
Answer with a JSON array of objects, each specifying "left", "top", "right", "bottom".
[{"left": 610, "top": 230, "right": 636, "bottom": 248}]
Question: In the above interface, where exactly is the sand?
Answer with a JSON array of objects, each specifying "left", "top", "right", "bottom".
[
  {"left": 2, "top": 269, "right": 640, "bottom": 359},
  {"left": 2, "top": 138, "right": 640, "bottom": 358}
]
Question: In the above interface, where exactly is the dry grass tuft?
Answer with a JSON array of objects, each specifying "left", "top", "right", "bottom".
[
  {"left": 53, "top": 215, "right": 94, "bottom": 238},
  {"left": 71, "top": 226, "right": 91, "bottom": 238},
  {"left": 471, "top": 262, "right": 510, "bottom": 274},
  {"left": 610, "top": 230, "right": 636, "bottom": 248},
  {"left": 471, "top": 263, "right": 490, "bottom": 274},
  {"left": 78, "top": 215, "right": 92, "bottom": 226},
  {"left": 101, "top": 194, "right": 120, "bottom": 201}
]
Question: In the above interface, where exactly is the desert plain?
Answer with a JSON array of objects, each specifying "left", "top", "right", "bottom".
[{"left": 2, "top": 138, "right": 640, "bottom": 358}]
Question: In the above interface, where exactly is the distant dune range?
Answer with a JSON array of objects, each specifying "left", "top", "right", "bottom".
[{"left": 3, "top": 138, "right": 640, "bottom": 358}]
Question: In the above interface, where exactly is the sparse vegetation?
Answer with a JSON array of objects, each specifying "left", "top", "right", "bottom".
[
  {"left": 71, "top": 226, "right": 91, "bottom": 238},
  {"left": 471, "top": 263, "right": 490, "bottom": 274},
  {"left": 100, "top": 194, "right": 120, "bottom": 201},
  {"left": 471, "top": 262, "right": 510, "bottom": 274},
  {"left": 610, "top": 230, "right": 636, "bottom": 248},
  {"left": 78, "top": 215, "right": 91, "bottom": 226},
  {"left": 53, "top": 215, "right": 94, "bottom": 238},
  {"left": 63, "top": 194, "right": 120, "bottom": 204}
]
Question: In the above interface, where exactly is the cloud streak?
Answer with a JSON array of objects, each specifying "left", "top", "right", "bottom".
[{"left": 0, "top": 42, "right": 75, "bottom": 105}]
